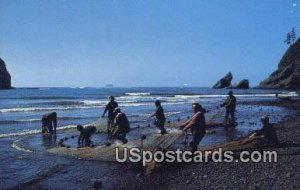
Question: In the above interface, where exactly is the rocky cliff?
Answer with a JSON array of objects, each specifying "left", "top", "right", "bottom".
[
  {"left": 212, "top": 72, "right": 233, "bottom": 89},
  {"left": 0, "top": 58, "right": 11, "bottom": 89},
  {"left": 258, "top": 39, "right": 300, "bottom": 89}
]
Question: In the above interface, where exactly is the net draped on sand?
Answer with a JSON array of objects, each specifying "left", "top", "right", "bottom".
[
  {"left": 47, "top": 109, "right": 260, "bottom": 162},
  {"left": 48, "top": 126, "right": 183, "bottom": 162}
]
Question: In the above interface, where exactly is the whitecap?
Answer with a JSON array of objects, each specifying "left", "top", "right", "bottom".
[
  {"left": 0, "top": 125, "right": 77, "bottom": 138},
  {"left": 125, "top": 92, "right": 150, "bottom": 96}
]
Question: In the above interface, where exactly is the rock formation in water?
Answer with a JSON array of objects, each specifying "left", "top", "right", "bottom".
[
  {"left": 258, "top": 39, "right": 300, "bottom": 89},
  {"left": 0, "top": 58, "right": 11, "bottom": 89},
  {"left": 232, "top": 79, "right": 249, "bottom": 89},
  {"left": 212, "top": 72, "right": 233, "bottom": 89}
]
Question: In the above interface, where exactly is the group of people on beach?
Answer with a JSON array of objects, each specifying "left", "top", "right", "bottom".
[
  {"left": 100, "top": 96, "right": 169, "bottom": 144},
  {"left": 41, "top": 91, "right": 278, "bottom": 151}
]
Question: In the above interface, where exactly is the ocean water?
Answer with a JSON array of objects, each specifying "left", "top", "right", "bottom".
[
  {"left": 0, "top": 87, "right": 296, "bottom": 136},
  {"left": 0, "top": 87, "right": 298, "bottom": 189}
]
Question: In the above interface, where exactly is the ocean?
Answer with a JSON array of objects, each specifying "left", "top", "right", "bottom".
[
  {"left": 0, "top": 87, "right": 296, "bottom": 136},
  {"left": 0, "top": 87, "right": 298, "bottom": 189}
]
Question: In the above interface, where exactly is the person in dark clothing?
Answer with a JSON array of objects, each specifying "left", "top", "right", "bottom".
[
  {"left": 41, "top": 112, "right": 57, "bottom": 134},
  {"left": 151, "top": 100, "right": 167, "bottom": 135},
  {"left": 111, "top": 107, "right": 130, "bottom": 144},
  {"left": 256, "top": 115, "right": 278, "bottom": 146},
  {"left": 179, "top": 103, "right": 206, "bottom": 152},
  {"left": 221, "top": 91, "right": 236, "bottom": 126},
  {"left": 77, "top": 125, "right": 97, "bottom": 147},
  {"left": 102, "top": 96, "right": 118, "bottom": 133}
]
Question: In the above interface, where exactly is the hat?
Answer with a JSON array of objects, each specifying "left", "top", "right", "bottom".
[
  {"left": 114, "top": 107, "right": 121, "bottom": 112},
  {"left": 192, "top": 103, "right": 206, "bottom": 113},
  {"left": 77, "top": 125, "right": 84, "bottom": 131},
  {"left": 155, "top": 100, "right": 161, "bottom": 105},
  {"left": 261, "top": 115, "right": 269, "bottom": 122}
]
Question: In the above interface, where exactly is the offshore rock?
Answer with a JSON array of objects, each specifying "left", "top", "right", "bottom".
[
  {"left": 0, "top": 58, "right": 11, "bottom": 89},
  {"left": 213, "top": 72, "right": 233, "bottom": 89},
  {"left": 232, "top": 79, "right": 249, "bottom": 89}
]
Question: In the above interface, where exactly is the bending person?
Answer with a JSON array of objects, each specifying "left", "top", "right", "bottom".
[
  {"left": 111, "top": 107, "right": 130, "bottom": 144},
  {"left": 254, "top": 115, "right": 278, "bottom": 146},
  {"left": 151, "top": 100, "right": 167, "bottom": 135},
  {"left": 102, "top": 96, "right": 118, "bottom": 133},
  {"left": 179, "top": 103, "right": 206, "bottom": 152},
  {"left": 77, "top": 125, "right": 97, "bottom": 147},
  {"left": 41, "top": 112, "right": 57, "bottom": 134}
]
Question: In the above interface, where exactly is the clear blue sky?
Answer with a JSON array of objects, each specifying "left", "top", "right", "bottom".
[{"left": 0, "top": 0, "right": 299, "bottom": 87}]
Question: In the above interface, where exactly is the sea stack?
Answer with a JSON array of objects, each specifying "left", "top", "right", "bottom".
[
  {"left": 212, "top": 72, "right": 233, "bottom": 89},
  {"left": 0, "top": 58, "right": 11, "bottom": 89},
  {"left": 233, "top": 79, "right": 250, "bottom": 89},
  {"left": 258, "top": 39, "right": 300, "bottom": 89}
]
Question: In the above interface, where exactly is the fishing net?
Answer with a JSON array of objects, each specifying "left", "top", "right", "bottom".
[
  {"left": 48, "top": 129, "right": 183, "bottom": 162},
  {"left": 48, "top": 110, "right": 224, "bottom": 162}
]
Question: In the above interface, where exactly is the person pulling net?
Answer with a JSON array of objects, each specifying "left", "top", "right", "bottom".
[{"left": 110, "top": 107, "right": 130, "bottom": 144}]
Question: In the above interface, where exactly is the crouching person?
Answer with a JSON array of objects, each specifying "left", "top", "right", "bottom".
[
  {"left": 111, "top": 107, "right": 130, "bottom": 144},
  {"left": 255, "top": 115, "right": 278, "bottom": 146},
  {"left": 42, "top": 112, "right": 57, "bottom": 134},
  {"left": 77, "top": 125, "right": 97, "bottom": 147},
  {"left": 179, "top": 103, "right": 206, "bottom": 152}
]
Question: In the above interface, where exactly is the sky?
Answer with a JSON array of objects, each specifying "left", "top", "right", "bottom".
[{"left": 0, "top": 0, "right": 299, "bottom": 87}]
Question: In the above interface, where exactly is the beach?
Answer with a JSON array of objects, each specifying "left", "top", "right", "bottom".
[
  {"left": 0, "top": 88, "right": 299, "bottom": 189},
  {"left": 123, "top": 99, "right": 300, "bottom": 190},
  {"left": 1, "top": 0, "right": 300, "bottom": 189}
]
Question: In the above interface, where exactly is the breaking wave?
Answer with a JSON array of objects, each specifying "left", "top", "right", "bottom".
[
  {"left": 40, "top": 100, "right": 106, "bottom": 106},
  {"left": 0, "top": 116, "right": 98, "bottom": 124},
  {"left": 2, "top": 92, "right": 297, "bottom": 114},
  {"left": 175, "top": 92, "right": 298, "bottom": 99},
  {"left": 0, "top": 106, "right": 101, "bottom": 113},
  {"left": 125, "top": 92, "right": 151, "bottom": 96},
  {"left": 11, "top": 139, "right": 34, "bottom": 153},
  {"left": 0, "top": 125, "right": 77, "bottom": 138}
]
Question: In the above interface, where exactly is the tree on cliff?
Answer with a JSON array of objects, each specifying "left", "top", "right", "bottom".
[
  {"left": 290, "top": 28, "right": 296, "bottom": 44},
  {"left": 285, "top": 33, "right": 291, "bottom": 46},
  {"left": 285, "top": 28, "right": 296, "bottom": 46},
  {"left": 258, "top": 38, "right": 300, "bottom": 89}
]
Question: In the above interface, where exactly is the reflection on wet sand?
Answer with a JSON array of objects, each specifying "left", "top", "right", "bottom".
[{"left": 42, "top": 134, "right": 57, "bottom": 148}]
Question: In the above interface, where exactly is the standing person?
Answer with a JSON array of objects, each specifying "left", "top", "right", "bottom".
[
  {"left": 111, "top": 107, "right": 130, "bottom": 144},
  {"left": 220, "top": 91, "right": 236, "bottom": 126},
  {"left": 102, "top": 96, "right": 118, "bottom": 133},
  {"left": 255, "top": 115, "right": 278, "bottom": 146},
  {"left": 41, "top": 112, "right": 57, "bottom": 134},
  {"left": 179, "top": 103, "right": 206, "bottom": 152},
  {"left": 151, "top": 100, "right": 167, "bottom": 135}
]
